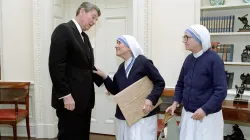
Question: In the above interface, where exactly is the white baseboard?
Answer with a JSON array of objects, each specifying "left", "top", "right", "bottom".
[
  {"left": 1, "top": 121, "right": 249, "bottom": 139},
  {"left": 0, "top": 123, "right": 58, "bottom": 138},
  {"left": 35, "top": 123, "right": 58, "bottom": 138},
  {"left": 0, "top": 123, "right": 36, "bottom": 137}
]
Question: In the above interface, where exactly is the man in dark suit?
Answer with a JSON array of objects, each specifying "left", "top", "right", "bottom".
[{"left": 48, "top": 2, "right": 103, "bottom": 140}]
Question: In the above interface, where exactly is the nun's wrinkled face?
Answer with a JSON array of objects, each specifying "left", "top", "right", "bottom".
[
  {"left": 182, "top": 33, "right": 201, "bottom": 52},
  {"left": 115, "top": 40, "right": 131, "bottom": 57},
  {"left": 182, "top": 32, "right": 202, "bottom": 53}
]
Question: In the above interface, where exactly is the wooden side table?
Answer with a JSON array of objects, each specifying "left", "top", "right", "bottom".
[{"left": 222, "top": 100, "right": 250, "bottom": 126}]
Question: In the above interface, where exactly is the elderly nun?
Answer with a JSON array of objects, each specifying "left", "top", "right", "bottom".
[
  {"left": 166, "top": 24, "right": 227, "bottom": 140},
  {"left": 94, "top": 35, "right": 165, "bottom": 140}
]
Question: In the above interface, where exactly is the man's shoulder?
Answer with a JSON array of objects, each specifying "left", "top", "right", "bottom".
[
  {"left": 51, "top": 22, "right": 72, "bottom": 37},
  {"left": 54, "top": 22, "right": 71, "bottom": 31}
]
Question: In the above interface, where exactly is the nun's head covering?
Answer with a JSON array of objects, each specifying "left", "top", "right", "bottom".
[
  {"left": 117, "top": 35, "right": 144, "bottom": 58},
  {"left": 185, "top": 24, "right": 211, "bottom": 52}
]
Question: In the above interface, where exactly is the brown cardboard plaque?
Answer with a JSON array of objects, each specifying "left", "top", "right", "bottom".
[{"left": 114, "top": 76, "right": 162, "bottom": 126}]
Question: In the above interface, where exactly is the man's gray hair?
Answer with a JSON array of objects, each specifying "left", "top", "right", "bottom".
[{"left": 76, "top": 2, "right": 101, "bottom": 16}]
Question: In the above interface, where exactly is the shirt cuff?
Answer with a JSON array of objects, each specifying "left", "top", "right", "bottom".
[{"left": 58, "top": 94, "right": 71, "bottom": 100}]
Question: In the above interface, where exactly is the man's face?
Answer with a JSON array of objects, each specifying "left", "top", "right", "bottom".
[{"left": 79, "top": 8, "right": 98, "bottom": 31}]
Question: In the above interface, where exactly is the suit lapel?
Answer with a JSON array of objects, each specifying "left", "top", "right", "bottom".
[{"left": 68, "top": 20, "right": 92, "bottom": 64}]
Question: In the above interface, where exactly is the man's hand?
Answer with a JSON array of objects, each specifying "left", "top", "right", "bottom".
[
  {"left": 63, "top": 95, "right": 75, "bottom": 111},
  {"left": 192, "top": 108, "right": 206, "bottom": 120},
  {"left": 143, "top": 99, "right": 153, "bottom": 114}
]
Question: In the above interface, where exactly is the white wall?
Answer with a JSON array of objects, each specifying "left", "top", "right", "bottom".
[
  {"left": 0, "top": 0, "right": 56, "bottom": 138},
  {"left": 0, "top": 0, "right": 37, "bottom": 137},
  {"left": 150, "top": 0, "right": 196, "bottom": 87},
  {"left": 1, "top": 0, "right": 34, "bottom": 81}
]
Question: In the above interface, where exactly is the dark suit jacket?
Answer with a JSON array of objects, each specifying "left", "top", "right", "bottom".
[{"left": 49, "top": 20, "right": 103, "bottom": 114}]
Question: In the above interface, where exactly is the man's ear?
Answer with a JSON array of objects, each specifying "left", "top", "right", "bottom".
[{"left": 80, "top": 8, "right": 85, "bottom": 15}]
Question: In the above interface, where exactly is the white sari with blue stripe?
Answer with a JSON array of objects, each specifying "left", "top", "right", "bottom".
[{"left": 115, "top": 35, "right": 157, "bottom": 140}]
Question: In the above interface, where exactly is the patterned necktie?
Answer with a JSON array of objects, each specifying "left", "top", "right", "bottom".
[
  {"left": 81, "top": 32, "right": 85, "bottom": 43},
  {"left": 81, "top": 32, "right": 91, "bottom": 55}
]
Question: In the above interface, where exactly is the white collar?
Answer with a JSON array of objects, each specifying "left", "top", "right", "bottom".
[
  {"left": 72, "top": 18, "right": 82, "bottom": 34},
  {"left": 193, "top": 50, "right": 203, "bottom": 58},
  {"left": 125, "top": 57, "right": 133, "bottom": 68}
]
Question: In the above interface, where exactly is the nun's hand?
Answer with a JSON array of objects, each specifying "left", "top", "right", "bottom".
[
  {"left": 93, "top": 68, "right": 107, "bottom": 79},
  {"left": 192, "top": 108, "right": 206, "bottom": 120},
  {"left": 166, "top": 101, "right": 178, "bottom": 115},
  {"left": 143, "top": 99, "right": 153, "bottom": 114}
]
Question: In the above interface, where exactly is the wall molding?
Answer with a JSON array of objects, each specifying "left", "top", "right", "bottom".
[
  {"left": 0, "top": 0, "right": 3, "bottom": 80},
  {"left": 35, "top": 123, "right": 58, "bottom": 138},
  {"left": 143, "top": 0, "right": 148, "bottom": 57},
  {"left": 33, "top": 0, "right": 58, "bottom": 138},
  {"left": 33, "top": 0, "right": 43, "bottom": 126},
  {"left": 133, "top": 0, "right": 151, "bottom": 58}
]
